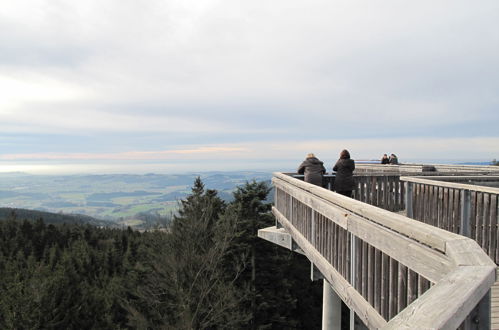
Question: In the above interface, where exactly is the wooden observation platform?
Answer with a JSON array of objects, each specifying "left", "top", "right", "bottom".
[{"left": 259, "top": 164, "right": 499, "bottom": 329}]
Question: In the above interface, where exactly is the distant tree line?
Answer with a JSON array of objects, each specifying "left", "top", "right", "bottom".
[{"left": 0, "top": 179, "right": 321, "bottom": 329}]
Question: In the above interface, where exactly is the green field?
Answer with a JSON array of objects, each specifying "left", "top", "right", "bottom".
[{"left": 0, "top": 172, "right": 271, "bottom": 228}]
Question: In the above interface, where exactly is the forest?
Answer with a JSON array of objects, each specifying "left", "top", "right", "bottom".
[{"left": 0, "top": 179, "right": 322, "bottom": 329}]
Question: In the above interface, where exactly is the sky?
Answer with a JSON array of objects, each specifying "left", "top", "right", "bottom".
[{"left": 1, "top": 0, "right": 498, "bottom": 174}]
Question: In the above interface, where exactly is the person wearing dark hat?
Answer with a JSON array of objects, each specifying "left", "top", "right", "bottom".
[
  {"left": 297, "top": 153, "right": 326, "bottom": 186},
  {"left": 332, "top": 149, "right": 355, "bottom": 198}
]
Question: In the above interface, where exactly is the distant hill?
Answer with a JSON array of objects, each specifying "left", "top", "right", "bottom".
[{"left": 0, "top": 207, "right": 113, "bottom": 227}]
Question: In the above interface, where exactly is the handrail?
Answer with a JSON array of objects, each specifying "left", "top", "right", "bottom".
[
  {"left": 401, "top": 176, "right": 499, "bottom": 195},
  {"left": 401, "top": 175, "right": 499, "bottom": 264},
  {"left": 272, "top": 172, "right": 496, "bottom": 329}
]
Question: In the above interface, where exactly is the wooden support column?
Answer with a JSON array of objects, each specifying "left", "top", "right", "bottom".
[
  {"left": 323, "top": 280, "right": 341, "bottom": 330},
  {"left": 405, "top": 181, "right": 414, "bottom": 218},
  {"left": 460, "top": 189, "right": 471, "bottom": 237}
]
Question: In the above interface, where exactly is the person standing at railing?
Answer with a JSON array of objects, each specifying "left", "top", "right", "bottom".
[
  {"left": 333, "top": 149, "right": 355, "bottom": 198},
  {"left": 381, "top": 153, "right": 389, "bottom": 164},
  {"left": 389, "top": 153, "right": 398, "bottom": 165},
  {"left": 297, "top": 153, "right": 326, "bottom": 187}
]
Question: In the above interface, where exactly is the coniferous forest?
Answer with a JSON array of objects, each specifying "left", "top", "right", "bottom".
[{"left": 0, "top": 179, "right": 322, "bottom": 329}]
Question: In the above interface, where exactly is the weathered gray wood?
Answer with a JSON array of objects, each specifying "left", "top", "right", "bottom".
[
  {"left": 461, "top": 189, "right": 471, "bottom": 237},
  {"left": 273, "top": 177, "right": 348, "bottom": 229},
  {"left": 483, "top": 193, "right": 491, "bottom": 255},
  {"left": 397, "top": 263, "right": 407, "bottom": 313},
  {"left": 270, "top": 172, "right": 498, "bottom": 329},
  {"left": 388, "top": 257, "right": 398, "bottom": 320},
  {"left": 446, "top": 239, "right": 496, "bottom": 267},
  {"left": 361, "top": 240, "right": 368, "bottom": 299},
  {"left": 273, "top": 173, "right": 459, "bottom": 253},
  {"left": 477, "top": 192, "right": 484, "bottom": 252},
  {"left": 368, "top": 245, "right": 374, "bottom": 306},
  {"left": 347, "top": 215, "right": 453, "bottom": 283},
  {"left": 272, "top": 206, "right": 387, "bottom": 329},
  {"left": 405, "top": 182, "right": 413, "bottom": 218},
  {"left": 381, "top": 253, "right": 389, "bottom": 320},
  {"left": 401, "top": 176, "right": 499, "bottom": 195},
  {"left": 374, "top": 249, "right": 381, "bottom": 313},
  {"left": 385, "top": 266, "right": 496, "bottom": 330},
  {"left": 257, "top": 226, "right": 304, "bottom": 255}
]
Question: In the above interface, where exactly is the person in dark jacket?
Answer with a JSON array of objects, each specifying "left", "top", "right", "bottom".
[
  {"left": 381, "top": 154, "right": 389, "bottom": 164},
  {"left": 297, "top": 153, "right": 326, "bottom": 186},
  {"left": 389, "top": 154, "right": 398, "bottom": 165},
  {"left": 332, "top": 149, "right": 355, "bottom": 197}
]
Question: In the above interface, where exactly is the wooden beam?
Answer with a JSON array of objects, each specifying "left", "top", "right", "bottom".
[
  {"left": 272, "top": 206, "right": 387, "bottom": 329},
  {"left": 273, "top": 173, "right": 460, "bottom": 252},
  {"left": 401, "top": 176, "right": 499, "bottom": 195},
  {"left": 384, "top": 266, "right": 495, "bottom": 330}
]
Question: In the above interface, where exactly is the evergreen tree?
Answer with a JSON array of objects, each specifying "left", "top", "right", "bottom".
[{"left": 229, "top": 180, "right": 322, "bottom": 329}]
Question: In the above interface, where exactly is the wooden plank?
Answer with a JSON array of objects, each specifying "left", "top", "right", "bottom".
[
  {"left": 491, "top": 196, "right": 498, "bottom": 263},
  {"left": 347, "top": 215, "right": 453, "bottom": 283},
  {"left": 376, "top": 177, "right": 381, "bottom": 208},
  {"left": 407, "top": 270, "right": 418, "bottom": 304},
  {"left": 453, "top": 189, "right": 461, "bottom": 233},
  {"left": 362, "top": 240, "right": 368, "bottom": 299},
  {"left": 397, "top": 263, "right": 407, "bottom": 313},
  {"left": 273, "top": 175, "right": 458, "bottom": 252},
  {"left": 400, "top": 176, "right": 499, "bottom": 195},
  {"left": 446, "top": 239, "right": 496, "bottom": 267},
  {"left": 483, "top": 193, "right": 491, "bottom": 256},
  {"left": 381, "top": 253, "right": 390, "bottom": 320},
  {"left": 438, "top": 187, "right": 444, "bottom": 228},
  {"left": 471, "top": 191, "right": 477, "bottom": 240},
  {"left": 448, "top": 188, "right": 455, "bottom": 233},
  {"left": 374, "top": 248, "right": 381, "bottom": 313},
  {"left": 389, "top": 257, "right": 398, "bottom": 320},
  {"left": 385, "top": 266, "right": 496, "bottom": 330},
  {"left": 273, "top": 177, "right": 348, "bottom": 229},
  {"left": 368, "top": 245, "right": 374, "bottom": 306},
  {"left": 477, "top": 192, "right": 484, "bottom": 250},
  {"left": 272, "top": 206, "right": 387, "bottom": 329}
]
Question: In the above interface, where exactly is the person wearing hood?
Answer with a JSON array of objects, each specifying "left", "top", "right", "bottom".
[
  {"left": 389, "top": 154, "right": 399, "bottom": 165},
  {"left": 297, "top": 153, "right": 326, "bottom": 186},
  {"left": 333, "top": 149, "right": 355, "bottom": 197}
]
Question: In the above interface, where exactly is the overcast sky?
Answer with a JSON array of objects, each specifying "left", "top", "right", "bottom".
[{"left": 1, "top": 0, "right": 498, "bottom": 174}]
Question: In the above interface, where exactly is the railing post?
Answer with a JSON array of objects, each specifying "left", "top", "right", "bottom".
[
  {"left": 350, "top": 234, "right": 356, "bottom": 330},
  {"left": 322, "top": 280, "right": 341, "bottom": 330},
  {"left": 476, "top": 289, "right": 491, "bottom": 330},
  {"left": 311, "top": 210, "right": 316, "bottom": 247},
  {"left": 460, "top": 189, "right": 471, "bottom": 237},
  {"left": 405, "top": 181, "right": 413, "bottom": 218}
]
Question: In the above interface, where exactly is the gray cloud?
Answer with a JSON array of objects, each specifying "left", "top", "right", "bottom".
[{"left": 0, "top": 0, "right": 498, "bottom": 163}]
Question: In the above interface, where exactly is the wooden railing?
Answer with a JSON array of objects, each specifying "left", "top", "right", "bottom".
[
  {"left": 402, "top": 176, "right": 499, "bottom": 264},
  {"left": 290, "top": 173, "right": 405, "bottom": 212},
  {"left": 356, "top": 163, "right": 499, "bottom": 176},
  {"left": 273, "top": 172, "right": 495, "bottom": 329}
]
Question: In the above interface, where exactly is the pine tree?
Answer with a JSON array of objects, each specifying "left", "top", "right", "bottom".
[{"left": 229, "top": 180, "right": 322, "bottom": 329}]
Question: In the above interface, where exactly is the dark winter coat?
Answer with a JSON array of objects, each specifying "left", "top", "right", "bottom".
[
  {"left": 333, "top": 158, "right": 355, "bottom": 192},
  {"left": 297, "top": 157, "right": 326, "bottom": 186},
  {"left": 389, "top": 155, "right": 398, "bottom": 165}
]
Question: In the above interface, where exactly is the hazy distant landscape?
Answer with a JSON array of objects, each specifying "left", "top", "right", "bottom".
[{"left": 0, "top": 171, "right": 271, "bottom": 228}]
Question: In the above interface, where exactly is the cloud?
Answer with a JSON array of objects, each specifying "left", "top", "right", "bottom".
[{"left": 0, "top": 0, "right": 498, "bottom": 165}]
